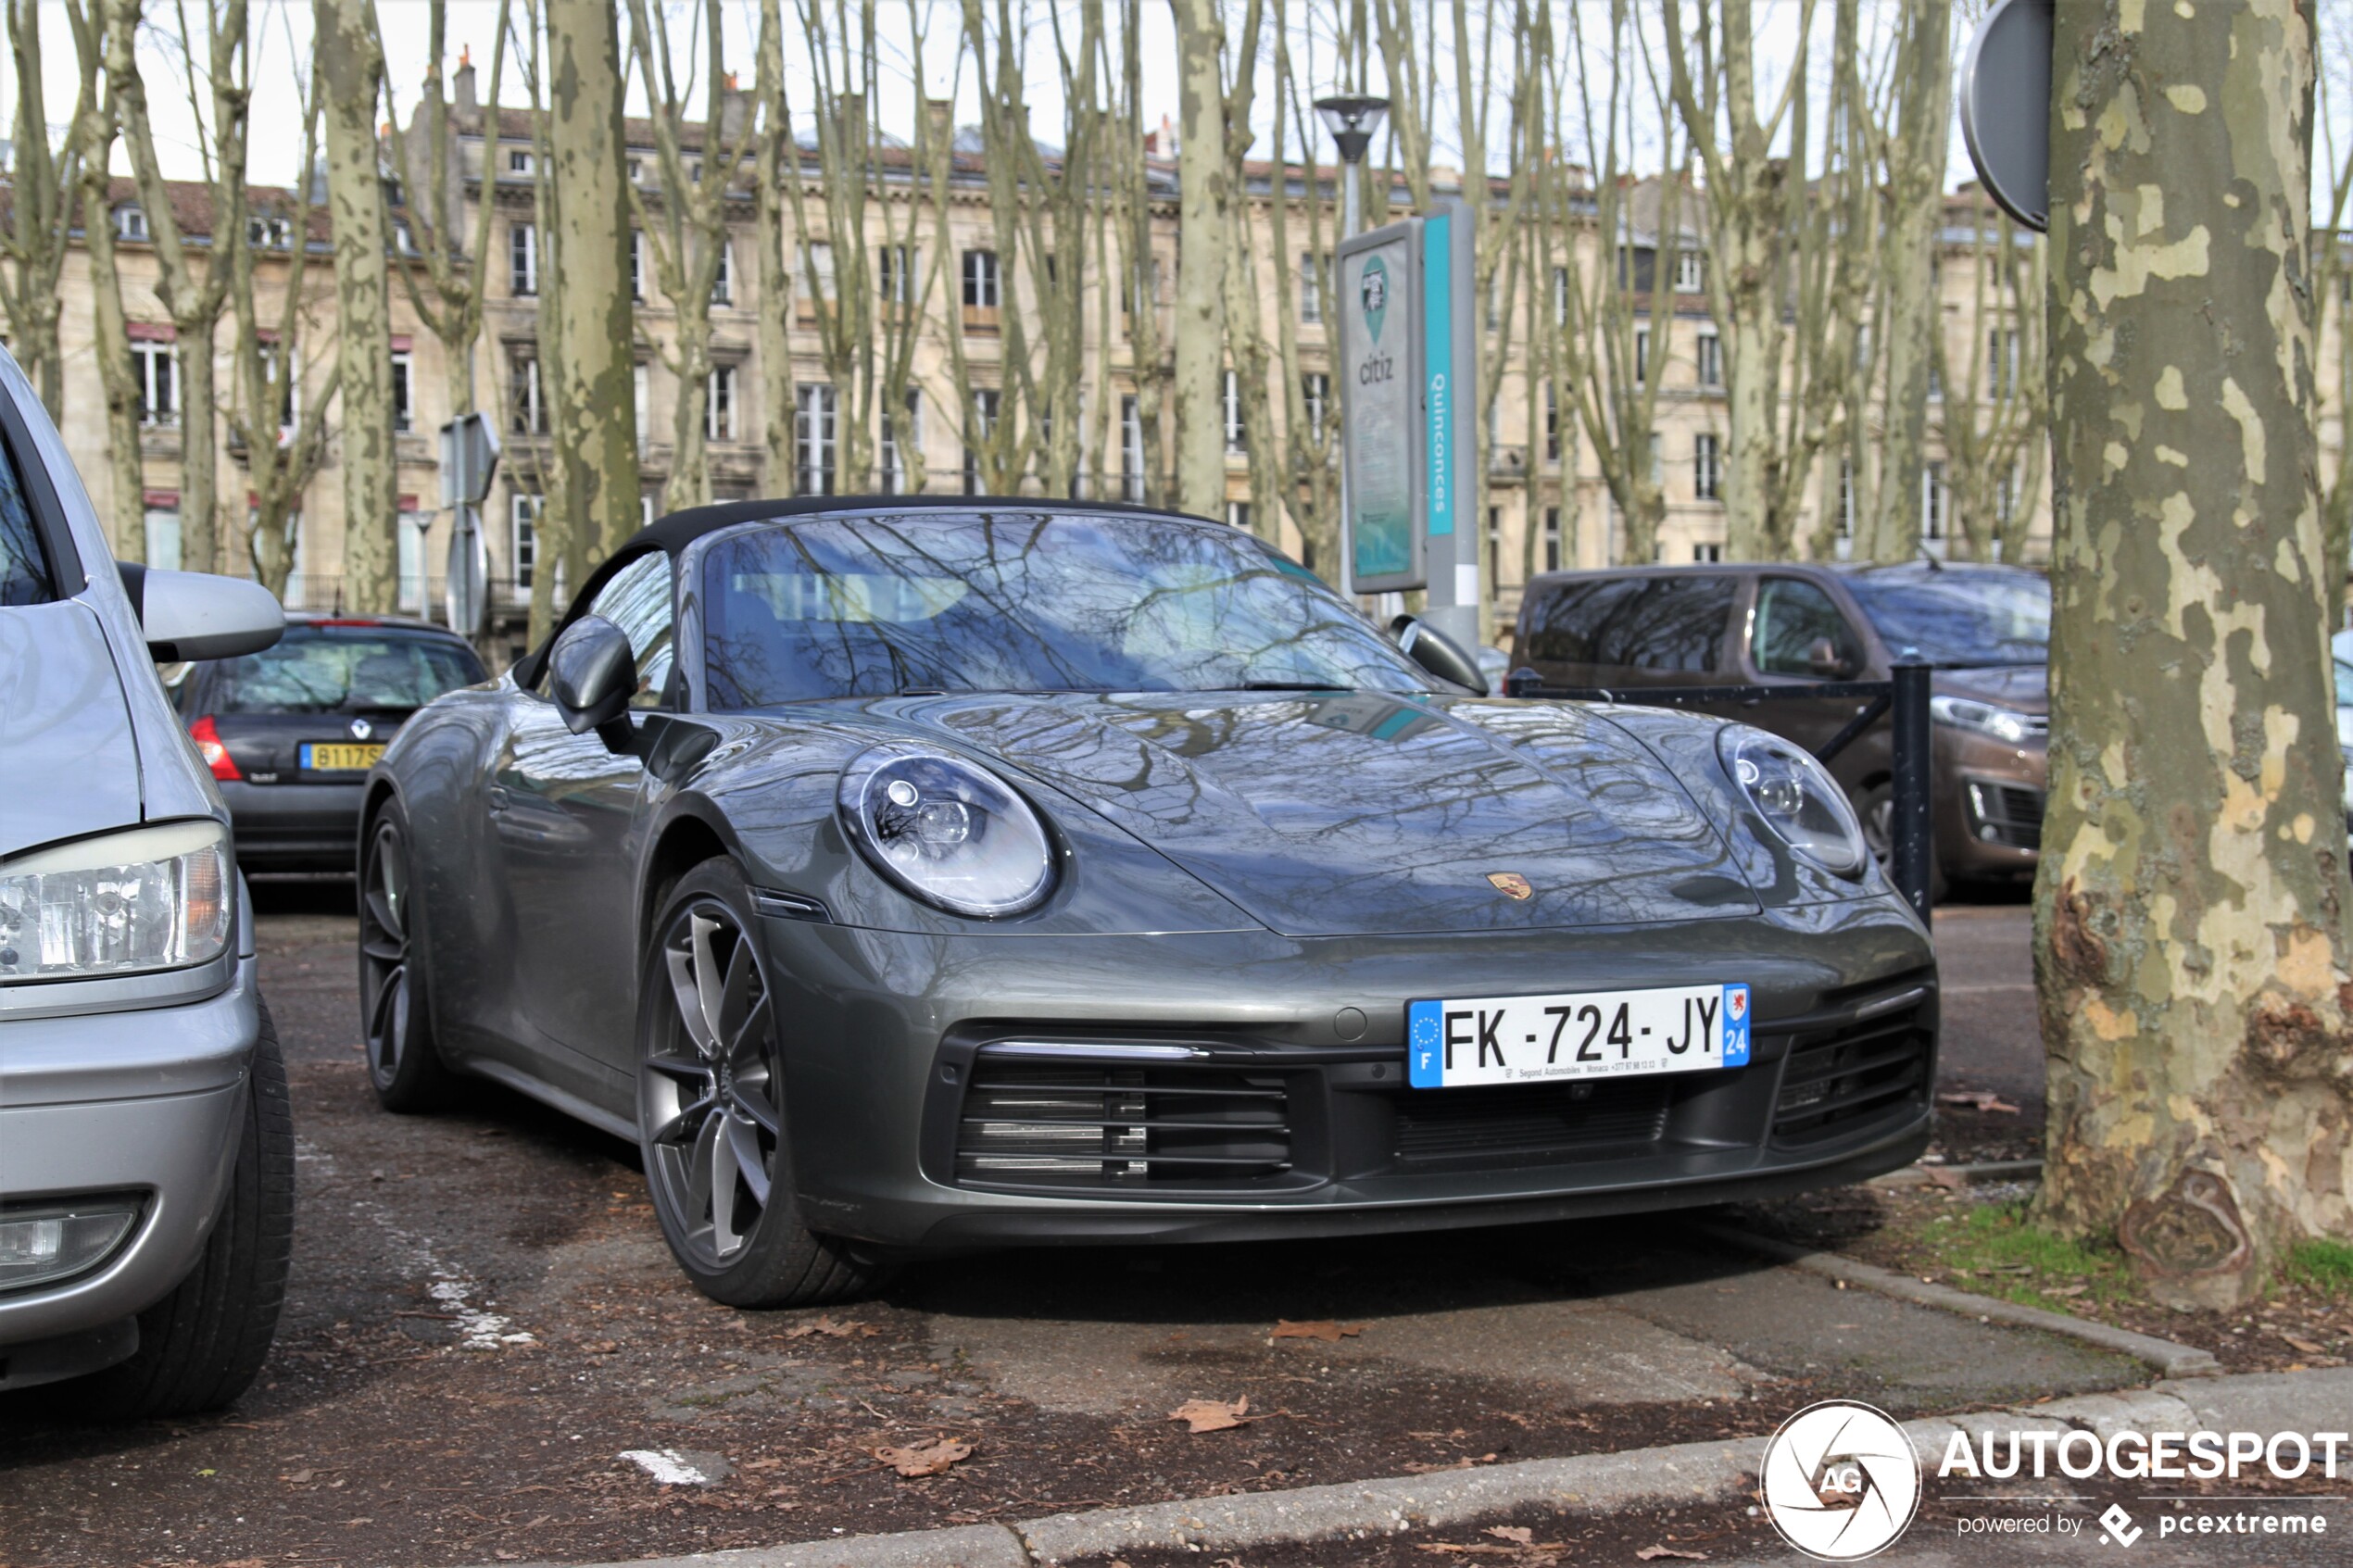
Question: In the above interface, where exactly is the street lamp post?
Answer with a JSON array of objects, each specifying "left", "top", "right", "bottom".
[
  {"left": 1315, "top": 94, "right": 1390, "bottom": 601},
  {"left": 1315, "top": 94, "right": 1390, "bottom": 240}
]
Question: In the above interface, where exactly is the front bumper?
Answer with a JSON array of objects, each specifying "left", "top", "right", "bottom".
[
  {"left": 0, "top": 950, "right": 259, "bottom": 1360},
  {"left": 219, "top": 778, "right": 366, "bottom": 872},
  {"left": 1938, "top": 729, "right": 2046, "bottom": 883},
  {"left": 760, "top": 894, "right": 1937, "bottom": 1249}
]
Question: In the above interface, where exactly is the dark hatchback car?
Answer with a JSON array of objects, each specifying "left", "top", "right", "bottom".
[
  {"left": 175, "top": 614, "right": 487, "bottom": 872},
  {"left": 1514, "top": 562, "right": 2049, "bottom": 889}
]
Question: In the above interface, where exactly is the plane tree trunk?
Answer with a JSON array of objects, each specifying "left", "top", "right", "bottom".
[{"left": 317, "top": 0, "right": 397, "bottom": 612}]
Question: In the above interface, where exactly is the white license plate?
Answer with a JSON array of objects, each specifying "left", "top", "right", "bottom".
[{"left": 1407, "top": 983, "right": 1752, "bottom": 1088}]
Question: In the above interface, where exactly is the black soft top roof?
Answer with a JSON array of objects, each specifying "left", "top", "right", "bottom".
[{"left": 629, "top": 493, "right": 1205, "bottom": 562}]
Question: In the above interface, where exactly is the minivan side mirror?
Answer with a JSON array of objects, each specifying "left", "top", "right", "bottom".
[
  {"left": 1805, "top": 636, "right": 1856, "bottom": 680},
  {"left": 121, "top": 563, "right": 284, "bottom": 661},
  {"left": 1389, "top": 613, "right": 1491, "bottom": 696},
  {"left": 548, "top": 614, "right": 637, "bottom": 747}
]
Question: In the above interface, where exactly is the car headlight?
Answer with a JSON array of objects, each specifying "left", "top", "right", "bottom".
[
  {"left": 837, "top": 746, "right": 1055, "bottom": 918},
  {"left": 1931, "top": 694, "right": 2039, "bottom": 746},
  {"left": 1717, "top": 725, "right": 1869, "bottom": 878},
  {"left": 0, "top": 820, "right": 233, "bottom": 981},
  {"left": 0, "top": 1199, "right": 142, "bottom": 1292}
]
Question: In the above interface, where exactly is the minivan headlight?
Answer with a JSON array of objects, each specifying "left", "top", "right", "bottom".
[
  {"left": 1717, "top": 725, "right": 1868, "bottom": 878},
  {"left": 0, "top": 821, "right": 233, "bottom": 981},
  {"left": 837, "top": 746, "right": 1055, "bottom": 918}
]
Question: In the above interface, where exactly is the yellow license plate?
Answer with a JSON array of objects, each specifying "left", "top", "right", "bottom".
[{"left": 302, "top": 743, "right": 385, "bottom": 772}]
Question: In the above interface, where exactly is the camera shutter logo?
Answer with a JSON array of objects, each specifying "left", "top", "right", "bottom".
[
  {"left": 2097, "top": 1504, "right": 2143, "bottom": 1548},
  {"left": 1759, "top": 1399, "right": 1921, "bottom": 1561}
]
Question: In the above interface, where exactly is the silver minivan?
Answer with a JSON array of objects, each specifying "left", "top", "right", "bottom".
[{"left": 0, "top": 345, "right": 292, "bottom": 1416}]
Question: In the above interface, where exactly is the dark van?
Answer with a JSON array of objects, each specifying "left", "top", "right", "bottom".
[{"left": 1513, "top": 561, "right": 2049, "bottom": 890}]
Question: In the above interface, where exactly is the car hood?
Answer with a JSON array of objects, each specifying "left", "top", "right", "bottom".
[
  {"left": 881, "top": 691, "right": 1759, "bottom": 937},
  {"left": 1934, "top": 663, "right": 2046, "bottom": 711},
  {"left": 0, "top": 600, "right": 146, "bottom": 859}
]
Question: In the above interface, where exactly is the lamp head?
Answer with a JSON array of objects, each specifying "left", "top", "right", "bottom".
[{"left": 1314, "top": 94, "right": 1390, "bottom": 164}]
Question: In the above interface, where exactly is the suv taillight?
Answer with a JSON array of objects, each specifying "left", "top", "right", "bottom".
[{"left": 189, "top": 715, "right": 241, "bottom": 781}]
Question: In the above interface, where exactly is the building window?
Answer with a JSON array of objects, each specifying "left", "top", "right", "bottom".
[
  {"left": 507, "top": 146, "right": 533, "bottom": 176},
  {"left": 1673, "top": 248, "right": 1704, "bottom": 293},
  {"left": 1990, "top": 328, "right": 2020, "bottom": 399},
  {"left": 1694, "top": 433, "right": 1721, "bottom": 501},
  {"left": 510, "top": 223, "right": 537, "bottom": 295},
  {"left": 1648, "top": 430, "right": 1662, "bottom": 484},
  {"left": 1922, "top": 460, "right": 1947, "bottom": 541},
  {"left": 144, "top": 504, "right": 181, "bottom": 571},
  {"left": 246, "top": 214, "right": 293, "bottom": 248},
  {"left": 1543, "top": 383, "right": 1560, "bottom": 463},
  {"left": 707, "top": 365, "right": 737, "bottom": 443},
  {"left": 1222, "top": 370, "right": 1246, "bottom": 456},
  {"left": 880, "top": 388, "right": 923, "bottom": 495},
  {"left": 1692, "top": 542, "right": 1723, "bottom": 562},
  {"left": 258, "top": 342, "right": 298, "bottom": 431},
  {"left": 392, "top": 217, "right": 416, "bottom": 254},
  {"left": 963, "top": 389, "right": 1000, "bottom": 495},
  {"left": 634, "top": 362, "right": 649, "bottom": 446},
  {"left": 1696, "top": 330, "right": 1721, "bottom": 388},
  {"left": 391, "top": 350, "right": 413, "bottom": 433},
  {"left": 806, "top": 240, "right": 837, "bottom": 301},
  {"left": 132, "top": 341, "right": 176, "bottom": 428},
  {"left": 1838, "top": 459, "right": 1855, "bottom": 539},
  {"left": 710, "top": 239, "right": 733, "bottom": 306},
  {"left": 1995, "top": 462, "right": 2019, "bottom": 527},
  {"left": 1120, "top": 394, "right": 1144, "bottom": 501},
  {"left": 962, "top": 248, "right": 1000, "bottom": 308},
  {"left": 1302, "top": 372, "right": 1329, "bottom": 439},
  {"left": 1551, "top": 265, "right": 1569, "bottom": 324},
  {"left": 1299, "top": 253, "right": 1323, "bottom": 324},
  {"left": 1633, "top": 326, "right": 1649, "bottom": 385},
  {"left": 113, "top": 203, "right": 147, "bottom": 242},
  {"left": 510, "top": 492, "right": 543, "bottom": 593},
  {"left": 1543, "top": 506, "right": 1561, "bottom": 572},
  {"left": 510, "top": 351, "right": 546, "bottom": 435},
  {"left": 878, "top": 245, "right": 916, "bottom": 305},
  {"left": 397, "top": 508, "right": 428, "bottom": 615},
  {"left": 795, "top": 383, "right": 837, "bottom": 495},
  {"left": 630, "top": 231, "right": 646, "bottom": 301},
  {"left": 1227, "top": 500, "right": 1251, "bottom": 532},
  {"left": 1487, "top": 506, "right": 1503, "bottom": 583}
]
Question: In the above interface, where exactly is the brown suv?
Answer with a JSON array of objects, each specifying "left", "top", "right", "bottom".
[{"left": 1512, "top": 561, "right": 2049, "bottom": 890}]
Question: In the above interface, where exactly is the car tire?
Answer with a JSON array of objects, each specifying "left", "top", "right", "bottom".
[
  {"left": 1856, "top": 781, "right": 1949, "bottom": 907},
  {"left": 64, "top": 998, "right": 296, "bottom": 1421},
  {"left": 636, "top": 860, "right": 886, "bottom": 1309},
  {"left": 359, "top": 798, "right": 456, "bottom": 1111}
]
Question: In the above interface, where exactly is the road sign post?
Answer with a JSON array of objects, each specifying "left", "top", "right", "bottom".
[
  {"left": 438, "top": 412, "right": 500, "bottom": 637},
  {"left": 1332, "top": 196, "right": 1479, "bottom": 647}
]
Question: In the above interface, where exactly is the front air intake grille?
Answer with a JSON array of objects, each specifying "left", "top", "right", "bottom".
[
  {"left": 955, "top": 1060, "right": 1292, "bottom": 1187},
  {"left": 1771, "top": 1006, "right": 1931, "bottom": 1146},
  {"left": 1965, "top": 780, "right": 2045, "bottom": 851},
  {"left": 1390, "top": 1077, "right": 1671, "bottom": 1169}
]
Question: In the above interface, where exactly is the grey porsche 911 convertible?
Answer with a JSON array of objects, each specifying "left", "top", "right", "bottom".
[{"left": 361, "top": 497, "right": 1935, "bottom": 1306}]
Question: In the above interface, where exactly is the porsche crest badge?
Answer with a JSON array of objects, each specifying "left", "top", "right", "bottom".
[{"left": 1486, "top": 872, "right": 1533, "bottom": 901}]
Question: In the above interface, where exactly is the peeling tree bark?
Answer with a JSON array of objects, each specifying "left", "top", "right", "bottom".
[
  {"left": 1168, "top": 0, "right": 1226, "bottom": 521},
  {"left": 3, "top": 0, "right": 87, "bottom": 420},
  {"left": 64, "top": 0, "right": 142, "bottom": 557},
  {"left": 317, "top": 0, "right": 397, "bottom": 612},
  {"left": 547, "top": 0, "right": 641, "bottom": 564},
  {"left": 2034, "top": 0, "right": 2353, "bottom": 1310}
]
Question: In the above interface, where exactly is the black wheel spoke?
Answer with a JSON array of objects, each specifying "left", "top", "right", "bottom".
[
  {"left": 732, "top": 1082, "right": 782, "bottom": 1136},
  {"left": 648, "top": 1092, "right": 717, "bottom": 1148},
  {"left": 644, "top": 1049, "right": 711, "bottom": 1085},
  {"left": 666, "top": 943, "right": 717, "bottom": 1056},
  {"left": 367, "top": 964, "right": 404, "bottom": 1073}
]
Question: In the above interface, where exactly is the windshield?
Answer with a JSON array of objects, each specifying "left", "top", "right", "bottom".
[
  {"left": 209, "top": 627, "right": 486, "bottom": 714},
  {"left": 1843, "top": 570, "right": 2050, "bottom": 667},
  {"left": 700, "top": 512, "right": 1432, "bottom": 705}
]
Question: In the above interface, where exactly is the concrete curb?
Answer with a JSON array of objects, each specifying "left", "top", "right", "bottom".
[
  {"left": 490, "top": 1368, "right": 2353, "bottom": 1568},
  {"left": 1684, "top": 1220, "right": 2222, "bottom": 1379},
  {"left": 1867, "top": 1158, "right": 2045, "bottom": 1190}
]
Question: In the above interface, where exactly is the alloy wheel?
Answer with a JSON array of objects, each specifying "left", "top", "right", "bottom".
[
  {"left": 359, "top": 818, "right": 411, "bottom": 1083},
  {"left": 642, "top": 902, "right": 784, "bottom": 1268}
]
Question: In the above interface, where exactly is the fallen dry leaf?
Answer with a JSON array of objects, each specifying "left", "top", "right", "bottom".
[
  {"left": 1485, "top": 1526, "right": 1535, "bottom": 1546},
  {"left": 1936, "top": 1090, "right": 2020, "bottom": 1114},
  {"left": 1270, "top": 1319, "right": 1365, "bottom": 1342},
  {"left": 2284, "top": 1335, "right": 2328, "bottom": 1355},
  {"left": 1402, "top": 1452, "right": 1500, "bottom": 1474},
  {"left": 1635, "top": 1547, "right": 1707, "bottom": 1562},
  {"left": 2045, "top": 1284, "right": 2090, "bottom": 1298},
  {"left": 582, "top": 1340, "right": 620, "bottom": 1354},
  {"left": 1921, "top": 1167, "right": 1969, "bottom": 1191},
  {"left": 785, "top": 1314, "right": 878, "bottom": 1340},
  {"left": 1168, "top": 1396, "right": 1252, "bottom": 1433},
  {"left": 871, "top": 1436, "right": 972, "bottom": 1477}
]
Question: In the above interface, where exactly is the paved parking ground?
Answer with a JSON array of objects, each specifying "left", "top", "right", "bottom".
[{"left": 0, "top": 892, "right": 2121, "bottom": 1568}]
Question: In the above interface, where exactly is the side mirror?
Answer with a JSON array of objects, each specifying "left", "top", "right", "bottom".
[
  {"left": 549, "top": 615, "right": 636, "bottom": 746},
  {"left": 122, "top": 564, "right": 283, "bottom": 661},
  {"left": 1805, "top": 636, "right": 1855, "bottom": 680},
  {"left": 1389, "top": 613, "right": 1491, "bottom": 696}
]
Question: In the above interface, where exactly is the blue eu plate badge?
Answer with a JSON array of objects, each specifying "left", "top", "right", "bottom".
[
  {"left": 1408, "top": 1000, "right": 1444, "bottom": 1088},
  {"left": 1721, "top": 983, "right": 1752, "bottom": 1068}
]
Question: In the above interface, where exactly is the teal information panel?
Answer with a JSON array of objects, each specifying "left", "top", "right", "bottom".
[{"left": 1341, "top": 233, "right": 1421, "bottom": 590}]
